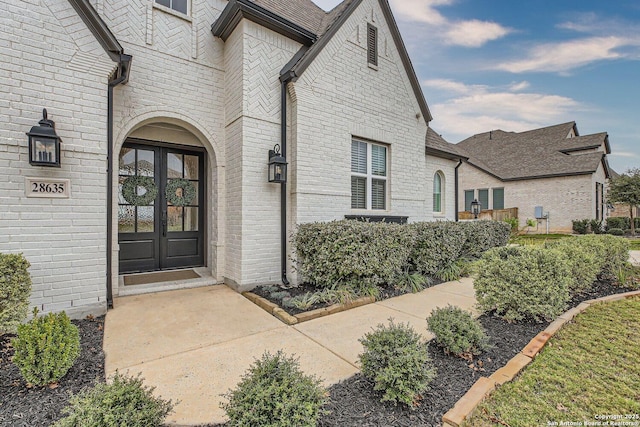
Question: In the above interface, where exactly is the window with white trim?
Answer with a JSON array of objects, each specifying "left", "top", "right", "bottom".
[
  {"left": 155, "top": 0, "right": 188, "bottom": 15},
  {"left": 351, "top": 139, "right": 387, "bottom": 210},
  {"left": 433, "top": 171, "right": 444, "bottom": 213}
]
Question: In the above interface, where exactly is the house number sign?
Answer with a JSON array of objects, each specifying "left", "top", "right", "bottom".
[{"left": 25, "top": 177, "right": 70, "bottom": 198}]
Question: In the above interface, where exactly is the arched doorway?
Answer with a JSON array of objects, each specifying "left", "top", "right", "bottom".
[{"left": 117, "top": 133, "right": 207, "bottom": 274}]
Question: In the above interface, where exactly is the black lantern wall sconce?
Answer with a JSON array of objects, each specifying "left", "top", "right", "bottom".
[
  {"left": 268, "top": 144, "right": 287, "bottom": 184},
  {"left": 27, "top": 109, "right": 61, "bottom": 167},
  {"left": 471, "top": 198, "right": 481, "bottom": 219}
]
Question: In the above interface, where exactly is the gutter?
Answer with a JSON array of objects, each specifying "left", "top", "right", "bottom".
[
  {"left": 455, "top": 159, "right": 463, "bottom": 222},
  {"left": 106, "top": 54, "right": 132, "bottom": 309}
]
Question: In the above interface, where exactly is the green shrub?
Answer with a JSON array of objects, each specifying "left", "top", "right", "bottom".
[
  {"left": 545, "top": 239, "right": 599, "bottom": 295},
  {"left": 12, "top": 308, "right": 80, "bottom": 386},
  {"left": 572, "top": 219, "right": 590, "bottom": 234},
  {"left": 0, "top": 253, "right": 32, "bottom": 335},
  {"left": 53, "top": 373, "right": 174, "bottom": 427},
  {"left": 221, "top": 351, "right": 327, "bottom": 427},
  {"left": 434, "top": 259, "right": 465, "bottom": 282},
  {"left": 409, "top": 221, "right": 465, "bottom": 276},
  {"left": 359, "top": 320, "right": 436, "bottom": 407},
  {"left": 427, "top": 305, "right": 488, "bottom": 356},
  {"left": 395, "top": 272, "right": 430, "bottom": 293},
  {"left": 590, "top": 219, "right": 604, "bottom": 234},
  {"left": 474, "top": 246, "right": 572, "bottom": 322},
  {"left": 284, "top": 292, "right": 321, "bottom": 311},
  {"left": 608, "top": 228, "right": 625, "bottom": 236},
  {"left": 607, "top": 217, "right": 630, "bottom": 231},
  {"left": 503, "top": 217, "right": 519, "bottom": 234},
  {"left": 460, "top": 220, "right": 511, "bottom": 259},
  {"left": 292, "top": 220, "right": 414, "bottom": 290},
  {"left": 577, "top": 235, "right": 630, "bottom": 277}
]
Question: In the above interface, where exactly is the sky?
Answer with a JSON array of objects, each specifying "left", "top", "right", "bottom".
[{"left": 312, "top": 0, "right": 640, "bottom": 173}]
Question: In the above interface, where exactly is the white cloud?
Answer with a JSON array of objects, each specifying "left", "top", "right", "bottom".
[
  {"left": 424, "top": 80, "right": 582, "bottom": 141},
  {"left": 509, "top": 81, "right": 530, "bottom": 91},
  {"left": 444, "top": 20, "right": 511, "bottom": 47},
  {"left": 496, "top": 36, "right": 630, "bottom": 73},
  {"left": 389, "top": 0, "right": 510, "bottom": 47}
]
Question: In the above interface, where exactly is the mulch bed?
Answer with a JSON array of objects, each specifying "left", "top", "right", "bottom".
[
  {"left": 0, "top": 281, "right": 634, "bottom": 427},
  {"left": 0, "top": 317, "right": 105, "bottom": 427}
]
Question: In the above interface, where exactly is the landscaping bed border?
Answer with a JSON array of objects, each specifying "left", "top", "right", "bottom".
[{"left": 441, "top": 289, "right": 640, "bottom": 427}]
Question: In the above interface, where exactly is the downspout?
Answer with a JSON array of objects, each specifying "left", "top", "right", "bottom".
[
  {"left": 279, "top": 77, "right": 291, "bottom": 286},
  {"left": 454, "top": 159, "right": 463, "bottom": 222},
  {"left": 106, "top": 54, "right": 132, "bottom": 309}
]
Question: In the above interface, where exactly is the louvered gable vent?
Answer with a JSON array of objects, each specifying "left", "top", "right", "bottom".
[{"left": 367, "top": 23, "right": 378, "bottom": 66}]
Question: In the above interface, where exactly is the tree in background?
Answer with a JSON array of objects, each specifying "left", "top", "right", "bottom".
[{"left": 608, "top": 168, "right": 640, "bottom": 235}]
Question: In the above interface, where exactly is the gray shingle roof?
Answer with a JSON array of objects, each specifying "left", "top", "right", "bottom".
[
  {"left": 251, "top": 0, "right": 327, "bottom": 34},
  {"left": 456, "top": 122, "right": 610, "bottom": 181},
  {"left": 426, "top": 128, "right": 467, "bottom": 160}
]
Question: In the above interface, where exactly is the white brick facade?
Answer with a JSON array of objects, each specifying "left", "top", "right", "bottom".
[{"left": 2, "top": 0, "right": 458, "bottom": 314}]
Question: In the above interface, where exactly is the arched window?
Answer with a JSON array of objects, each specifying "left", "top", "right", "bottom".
[{"left": 433, "top": 172, "right": 444, "bottom": 213}]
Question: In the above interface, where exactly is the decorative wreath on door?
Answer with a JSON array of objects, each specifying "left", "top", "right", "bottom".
[
  {"left": 165, "top": 178, "right": 196, "bottom": 207},
  {"left": 121, "top": 175, "right": 158, "bottom": 206}
]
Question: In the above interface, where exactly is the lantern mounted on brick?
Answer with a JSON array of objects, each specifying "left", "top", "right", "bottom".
[
  {"left": 27, "top": 109, "right": 61, "bottom": 167},
  {"left": 471, "top": 199, "right": 481, "bottom": 219},
  {"left": 268, "top": 144, "right": 287, "bottom": 184}
]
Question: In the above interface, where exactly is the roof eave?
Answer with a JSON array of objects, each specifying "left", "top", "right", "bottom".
[
  {"left": 425, "top": 147, "right": 467, "bottom": 161},
  {"left": 67, "top": 0, "right": 123, "bottom": 62},
  {"left": 211, "top": 0, "right": 317, "bottom": 46},
  {"left": 502, "top": 171, "right": 596, "bottom": 182}
]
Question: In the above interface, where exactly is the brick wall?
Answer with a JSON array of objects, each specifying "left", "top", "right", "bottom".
[{"left": 0, "top": 0, "right": 117, "bottom": 317}]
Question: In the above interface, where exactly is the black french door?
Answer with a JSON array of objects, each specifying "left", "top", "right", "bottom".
[{"left": 118, "top": 141, "right": 205, "bottom": 274}]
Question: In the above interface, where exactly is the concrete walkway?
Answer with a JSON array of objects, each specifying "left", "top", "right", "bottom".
[
  {"left": 103, "top": 278, "right": 476, "bottom": 426},
  {"left": 630, "top": 250, "right": 640, "bottom": 266}
]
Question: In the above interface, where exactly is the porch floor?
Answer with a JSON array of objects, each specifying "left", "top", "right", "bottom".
[{"left": 103, "top": 279, "right": 476, "bottom": 426}]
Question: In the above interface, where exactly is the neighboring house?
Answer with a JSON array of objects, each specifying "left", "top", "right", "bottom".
[
  {"left": 607, "top": 170, "right": 640, "bottom": 221},
  {"left": 455, "top": 122, "right": 612, "bottom": 233},
  {"left": 1, "top": 0, "right": 464, "bottom": 318}
]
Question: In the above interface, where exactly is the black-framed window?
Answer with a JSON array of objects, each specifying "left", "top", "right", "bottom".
[
  {"left": 367, "top": 23, "right": 378, "bottom": 66},
  {"left": 155, "top": 0, "right": 188, "bottom": 15}
]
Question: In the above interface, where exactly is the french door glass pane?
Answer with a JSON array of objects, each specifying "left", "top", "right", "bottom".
[
  {"left": 137, "top": 150, "right": 155, "bottom": 177},
  {"left": 372, "top": 179, "right": 386, "bottom": 210},
  {"left": 351, "top": 141, "right": 367, "bottom": 174},
  {"left": 119, "top": 148, "right": 135, "bottom": 175},
  {"left": 351, "top": 176, "right": 366, "bottom": 209},
  {"left": 118, "top": 205, "right": 135, "bottom": 233},
  {"left": 185, "top": 207, "right": 199, "bottom": 231},
  {"left": 137, "top": 206, "right": 155, "bottom": 232},
  {"left": 168, "top": 206, "right": 183, "bottom": 232},
  {"left": 167, "top": 153, "right": 183, "bottom": 179},
  {"left": 184, "top": 155, "right": 199, "bottom": 179},
  {"left": 371, "top": 145, "right": 386, "bottom": 176}
]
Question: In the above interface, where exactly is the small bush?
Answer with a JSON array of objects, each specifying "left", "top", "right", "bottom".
[
  {"left": 12, "top": 308, "right": 80, "bottom": 386},
  {"left": 359, "top": 320, "right": 436, "bottom": 407},
  {"left": 409, "top": 221, "right": 466, "bottom": 276},
  {"left": 427, "top": 305, "right": 488, "bottom": 356},
  {"left": 434, "top": 259, "right": 464, "bottom": 282},
  {"left": 503, "top": 217, "right": 519, "bottom": 234},
  {"left": 460, "top": 221, "right": 511, "bottom": 259},
  {"left": 545, "top": 239, "right": 599, "bottom": 295},
  {"left": 590, "top": 219, "right": 604, "bottom": 234},
  {"left": 293, "top": 220, "right": 414, "bottom": 290},
  {"left": 608, "top": 228, "right": 625, "bottom": 236},
  {"left": 607, "top": 217, "right": 630, "bottom": 231},
  {"left": 53, "top": 373, "right": 174, "bottom": 427},
  {"left": 576, "top": 234, "right": 630, "bottom": 277},
  {"left": 395, "top": 272, "right": 430, "bottom": 293},
  {"left": 572, "top": 219, "right": 590, "bottom": 234},
  {"left": 0, "top": 253, "right": 32, "bottom": 335},
  {"left": 221, "top": 351, "right": 327, "bottom": 427},
  {"left": 474, "top": 246, "right": 572, "bottom": 322}
]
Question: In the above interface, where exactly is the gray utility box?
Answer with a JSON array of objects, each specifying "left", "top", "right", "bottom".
[{"left": 535, "top": 206, "right": 546, "bottom": 219}]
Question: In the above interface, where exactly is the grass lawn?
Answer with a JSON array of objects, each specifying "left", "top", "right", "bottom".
[
  {"left": 628, "top": 239, "right": 640, "bottom": 250},
  {"left": 467, "top": 297, "right": 640, "bottom": 427}
]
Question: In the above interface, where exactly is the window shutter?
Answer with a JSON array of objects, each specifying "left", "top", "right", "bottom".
[
  {"left": 371, "top": 145, "right": 386, "bottom": 176},
  {"left": 478, "top": 189, "right": 489, "bottom": 211},
  {"left": 351, "top": 141, "right": 367, "bottom": 174},
  {"left": 351, "top": 176, "right": 366, "bottom": 209},
  {"left": 371, "top": 179, "right": 386, "bottom": 210},
  {"left": 464, "top": 190, "right": 474, "bottom": 212},
  {"left": 493, "top": 188, "right": 504, "bottom": 210},
  {"left": 367, "top": 24, "right": 378, "bottom": 66}
]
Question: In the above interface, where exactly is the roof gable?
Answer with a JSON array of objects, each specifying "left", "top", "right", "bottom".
[
  {"left": 457, "top": 122, "right": 611, "bottom": 181},
  {"left": 212, "top": 0, "right": 432, "bottom": 122}
]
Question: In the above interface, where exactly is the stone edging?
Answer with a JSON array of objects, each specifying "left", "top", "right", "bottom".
[
  {"left": 242, "top": 292, "right": 376, "bottom": 325},
  {"left": 442, "top": 290, "right": 640, "bottom": 427}
]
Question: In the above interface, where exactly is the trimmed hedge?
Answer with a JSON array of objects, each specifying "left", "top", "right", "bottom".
[
  {"left": 474, "top": 246, "right": 572, "bottom": 322},
  {"left": 409, "top": 222, "right": 466, "bottom": 277},
  {"left": 0, "top": 253, "right": 32, "bottom": 335},
  {"left": 545, "top": 239, "right": 600, "bottom": 294},
  {"left": 293, "top": 220, "right": 509, "bottom": 290},
  {"left": 292, "top": 220, "right": 414, "bottom": 289},
  {"left": 577, "top": 234, "right": 630, "bottom": 277},
  {"left": 607, "top": 217, "right": 640, "bottom": 231}
]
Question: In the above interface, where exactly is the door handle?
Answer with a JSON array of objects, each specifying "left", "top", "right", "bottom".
[{"left": 162, "top": 211, "right": 167, "bottom": 237}]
